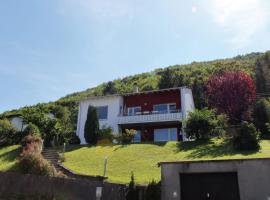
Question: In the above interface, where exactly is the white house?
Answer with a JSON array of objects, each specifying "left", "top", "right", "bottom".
[{"left": 76, "top": 87, "right": 195, "bottom": 144}]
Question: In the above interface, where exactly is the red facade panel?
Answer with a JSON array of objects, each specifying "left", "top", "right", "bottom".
[{"left": 123, "top": 90, "right": 181, "bottom": 112}]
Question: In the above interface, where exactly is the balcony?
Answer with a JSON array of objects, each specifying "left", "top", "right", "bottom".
[{"left": 118, "top": 110, "right": 183, "bottom": 125}]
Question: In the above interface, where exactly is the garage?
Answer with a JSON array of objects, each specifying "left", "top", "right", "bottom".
[
  {"left": 180, "top": 172, "right": 240, "bottom": 200},
  {"left": 159, "top": 158, "right": 270, "bottom": 200}
]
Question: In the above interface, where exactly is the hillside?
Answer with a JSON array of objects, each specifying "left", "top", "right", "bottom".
[
  {"left": 1, "top": 51, "right": 269, "bottom": 124},
  {"left": 62, "top": 139, "right": 270, "bottom": 184}
]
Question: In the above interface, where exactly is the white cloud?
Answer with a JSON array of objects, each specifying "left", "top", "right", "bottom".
[{"left": 207, "top": 0, "right": 270, "bottom": 48}]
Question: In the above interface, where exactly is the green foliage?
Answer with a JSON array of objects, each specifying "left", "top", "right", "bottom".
[
  {"left": 98, "top": 126, "right": 114, "bottom": 142},
  {"left": 115, "top": 129, "right": 137, "bottom": 144},
  {"left": 185, "top": 109, "right": 227, "bottom": 140},
  {"left": 255, "top": 51, "right": 270, "bottom": 93},
  {"left": 145, "top": 180, "right": 161, "bottom": 200},
  {"left": 253, "top": 99, "right": 270, "bottom": 135},
  {"left": 126, "top": 172, "right": 138, "bottom": 200},
  {"left": 23, "top": 123, "right": 41, "bottom": 137},
  {"left": 0, "top": 119, "right": 17, "bottom": 146},
  {"left": 84, "top": 106, "right": 99, "bottom": 144},
  {"left": 68, "top": 132, "right": 81, "bottom": 145},
  {"left": 233, "top": 122, "right": 260, "bottom": 151}
]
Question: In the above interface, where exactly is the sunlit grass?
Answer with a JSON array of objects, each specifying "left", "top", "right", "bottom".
[{"left": 63, "top": 139, "right": 270, "bottom": 184}]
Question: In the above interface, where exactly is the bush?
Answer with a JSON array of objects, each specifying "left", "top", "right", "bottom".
[
  {"left": 23, "top": 123, "right": 41, "bottom": 138},
  {"left": 69, "top": 132, "right": 81, "bottom": 145},
  {"left": 233, "top": 122, "right": 260, "bottom": 151},
  {"left": 84, "top": 106, "right": 99, "bottom": 144},
  {"left": 115, "top": 129, "right": 136, "bottom": 144},
  {"left": 99, "top": 126, "right": 114, "bottom": 142},
  {"left": 18, "top": 152, "right": 58, "bottom": 176},
  {"left": 21, "top": 135, "right": 43, "bottom": 154},
  {"left": 185, "top": 109, "right": 227, "bottom": 140},
  {"left": 0, "top": 119, "right": 17, "bottom": 146},
  {"left": 126, "top": 172, "right": 138, "bottom": 200},
  {"left": 145, "top": 180, "right": 161, "bottom": 200},
  {"left": 253, "top": 99, "right": 270, "bottom": 135}
]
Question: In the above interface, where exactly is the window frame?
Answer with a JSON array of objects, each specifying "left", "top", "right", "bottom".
[
  {"left": 127, "top": 106, "right": 142, "bottom": 116},
  {"left": 154, "top": 128, "right": 178, "bottom": 142},
  {"left": 153, "top": 103, "right": 177, "bottom": 114},
  {"left": 96, "top": 106, "right": 108, "bottom": 120}
]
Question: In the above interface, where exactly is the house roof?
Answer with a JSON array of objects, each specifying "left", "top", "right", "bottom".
[{"left": 79, "top": 87, "right": 187, "bottom": 102}]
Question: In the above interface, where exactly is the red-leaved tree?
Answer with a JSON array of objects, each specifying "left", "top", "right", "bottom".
[{"left": 206, "top": 71, "right": 256, "bottom": 123}]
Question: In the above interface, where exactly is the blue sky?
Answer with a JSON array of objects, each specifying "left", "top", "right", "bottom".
[{"left": 1, "top": 0, "right": 270, "bottom": 113}]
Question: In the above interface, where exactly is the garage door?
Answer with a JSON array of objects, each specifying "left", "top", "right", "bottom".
[{"left": 180, "top": 172, "right": 240, "bottom": 200}]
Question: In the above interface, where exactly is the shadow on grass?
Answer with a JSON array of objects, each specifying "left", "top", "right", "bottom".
[
  {"left": 176, "top": 139, "right": 259, "bottom": 159},
  {"left": 0, "top": 147, "right": 21, "bottom": 162}
]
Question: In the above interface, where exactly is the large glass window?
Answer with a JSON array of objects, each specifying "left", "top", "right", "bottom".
[
  {"left": 153, "top": 103, "right": 177, "bottom": 113},
  {"left": 153, "top": 104, "right": 168, "bottom": 113},
  {"left": 127, "top": 107, "right": 141, "bottom": 116},
  {"left": 96, "top": 106, "right": 108, "bottom": 120},
  {"left": 132, "top": 130, "right": 141, "bottom": 143},
  {"left": 154, "top": 128, "right": 177, "bottom": 142}
]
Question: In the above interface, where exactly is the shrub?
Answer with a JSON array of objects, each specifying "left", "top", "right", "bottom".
[
  {"left": 0, "top": 119, "right": 17, "bottom": 146},
  {"left": 18, "top": 152, "right": 58, "bottom": 176},
  {"left": 115, "top": 129, "right": 136, "bottom": 144},
  {"left": 126, "top": 172, "right": 138, "bottom": 200},
  {"left": 233, "top": 122, "right": 260, "bottom": 151},
  {"left": 145, "top": 180, "right": 161, "bottom": 200},
  {"left": 84, "top": 106, "right": 99, "bottom": 144},
  {"left": 23, "top": 123, "right": 41, "bottom": 137},
  {"left": 206, "top": 71, "right": 256, "bottom": 123},
  {"left": 99, "top": 126, "right": 114, "bottom": 142},
  {"left": 185, "top": 109, "right": 227, "bottom": 140},
  {"left": 69, "top": 132, "right": 81, "bottom": 145},
  {"left": 21, "top": 135, "right": 43, "bottom": 154},
  {"left": 253, "top": 99, "right": 270, "bottom": 135}
]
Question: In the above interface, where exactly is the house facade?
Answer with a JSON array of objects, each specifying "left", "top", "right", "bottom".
[{"left": 76, "top": 87, "right": 195, "bottom": 144}]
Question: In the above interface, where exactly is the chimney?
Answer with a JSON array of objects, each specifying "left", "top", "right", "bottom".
[{"left": 133, "top": 83, "right": 139, "bottom": 93}]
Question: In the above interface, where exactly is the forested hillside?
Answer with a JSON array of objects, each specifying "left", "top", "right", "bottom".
[{"left": 1, "top": 51, "right": 270, "bottom": 128}]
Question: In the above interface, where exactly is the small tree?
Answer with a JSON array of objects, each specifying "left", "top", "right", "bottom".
[
  {"left": 23, "top": 123, "right": 41, "bottom": 137},
  {"left": 233, "top": 122, "right": 260, "bottom": 151},
  {"left": 253, "top": 99, "right": 270, "bottom": 135},
  {"left": 84, "top": 106, "right": 99, "bottom": 144},
  {"left": 145, "top": 180, "right": 161, "bottom": 200},
  {"left": 206, "top": 71, "right": 256, "bottom": 123},
  {"left": 185, "top": 109, "right": 226, "bottom": 140},
  {"left": 126, "top": 172, "right": 137, "bottom": 200},
  {"left": 0, "top": 119, "right": 16, "bottom": 146}
]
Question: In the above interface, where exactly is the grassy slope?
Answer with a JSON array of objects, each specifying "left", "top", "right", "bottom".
[
  {"left": 0, "top": 145, "right": 20, "bottom": 171},
  {"left": 63, "top": 139, "right": 270, "bottom": 184}
]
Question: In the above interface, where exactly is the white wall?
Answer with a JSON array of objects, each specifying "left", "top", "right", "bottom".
[
  {"left": 76, "top": 96, "right": 123, "bottom": 144},
  {"left": 180, "top": 87, "right": 195, "bottom": 141},
  {"left": 10, "top": 117, "right": 26, "bottom": 131}
]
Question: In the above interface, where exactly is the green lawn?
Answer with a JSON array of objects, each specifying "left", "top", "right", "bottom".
[
  {"left": 0, "top": 145, "right": 20, "bottom": 171},
  {"left": 63, "top": 139, "right": 270, "bottom": 184}
]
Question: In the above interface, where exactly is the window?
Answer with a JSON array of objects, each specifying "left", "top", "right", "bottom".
[
  {"left": 127, "top": 107, "right": 141, "bottom": 116},
  {"left": 154, "top": 128, "right": 177, "bottom": 142},
  {"left": 153, "top": 103, "right": 177, "bottom": 113},
  {"left": 153, "top": 104, "right": 168, "bottom": 113},
  {"left": 132, "top": 130, "right": 141, "bottom": 143},
  {"left": 96, "top": 106, "right": 108, "bottom": 120}
]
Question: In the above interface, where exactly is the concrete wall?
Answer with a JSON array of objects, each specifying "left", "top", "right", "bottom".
[
  {"left": 76, "top": 96, "right": 123, "bottom": 144},
  {"left": 161, "top": 159, "right": 270, "bottom": 200},
  {"left": 0, "top": 172, "right": 126, "bottom": 200}
]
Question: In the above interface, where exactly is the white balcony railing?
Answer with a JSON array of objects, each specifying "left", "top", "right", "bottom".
[{"left": 118, "top": 111, "right": 183, "bottom": 125}]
